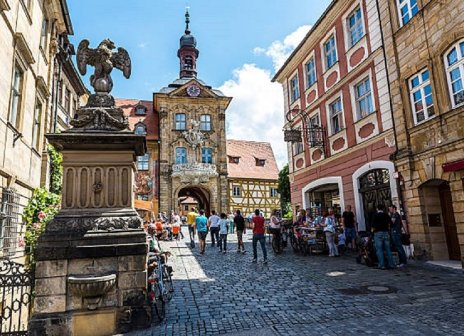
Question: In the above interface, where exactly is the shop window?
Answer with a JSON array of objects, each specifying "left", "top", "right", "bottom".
[
  {"left": 137, "top": 154, "right": 149, "bottom": 171},
  {"left": 175, "top": 113, "right": 186, "bottom": 130},
  {"left": 305, "top": 58, "right": 316, "bottom": 88},
  {"left": 9, "top": 65, "right": 24, "bottom": 129},
  {"left": 409, "top": 69, "right": 434, "bottom": 124},
  {"left": 329, "top": 98, "right": 343, "bottom": 135},
  {"left": 200, "top": 114, "right": 211, "bottom": 131},
  {"left": 445, "top": 40, "right": 464, "bottom": 107},
  {"left": 201, "top": 147, "right": 213, "bottom": 164},
  {"left": 355, "top": 77, "right": 374, "bottom": 120},
  {"left": 176, "top": 147, "right": 187, "bottom": 164},
  {"left": 324, "top": 35, "right": 337, "bottom": 70},
  {"left": 347, "top": 6, "right": 364, "bottom": 47},
  {"left": 397, "top": 0, "right": 418, "bottom": 26},
  {"left": 290, "top": 74, "right": 300, "bottom": 103}
]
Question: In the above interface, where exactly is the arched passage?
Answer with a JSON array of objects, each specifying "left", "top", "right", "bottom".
[{"left": 177, "top": 186, "right": 211, "bottom": 216}]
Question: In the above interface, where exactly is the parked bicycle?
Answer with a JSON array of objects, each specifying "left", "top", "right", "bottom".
[{"left": 147, "top": 251, "right": 174, "bottom": 320}]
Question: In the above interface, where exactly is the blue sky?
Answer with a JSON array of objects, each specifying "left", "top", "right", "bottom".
[{"left": 68, "top": 0, "right": 332, "bottom": 167}]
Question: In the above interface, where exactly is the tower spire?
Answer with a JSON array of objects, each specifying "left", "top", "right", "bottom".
[{"left": 185, "top": 7, "right": 190, "bottom": 34}]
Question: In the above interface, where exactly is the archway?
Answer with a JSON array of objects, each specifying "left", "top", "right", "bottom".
[
  {"left": 419, "top": 179, "right": 461, "bottom": 261},
  {"left": 177, "top": 186, "right": 211, "bottom": 216}
]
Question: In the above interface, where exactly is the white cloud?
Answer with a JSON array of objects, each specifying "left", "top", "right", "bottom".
[
  {"left": 254, "top": 25, "right": 311, "bottom": 71},
  {"left": 138, "top": 42, "right": 148, "bottom": 48},
  {"left": 219, "top": 64, "right": 287, "bottom": 169}
]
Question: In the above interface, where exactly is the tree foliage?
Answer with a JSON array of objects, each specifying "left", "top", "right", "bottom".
[
  {"left": 48, "top": 144, "right": 63, "bottom": 194},
  {"left": 278, "top": 164, "right": 292, "bottom": 217}
]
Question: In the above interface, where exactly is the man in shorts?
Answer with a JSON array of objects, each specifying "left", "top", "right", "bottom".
[
  {"left": 186, "top": 207, "right": 198, "bottom": 247},
  {"left": 196, "top": 209, "right": 208, "bottom": 255}
]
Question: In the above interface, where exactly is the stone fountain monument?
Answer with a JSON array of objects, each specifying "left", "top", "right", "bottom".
[{"left": 29, "top": 39, "right": 150, "bottom": 336}]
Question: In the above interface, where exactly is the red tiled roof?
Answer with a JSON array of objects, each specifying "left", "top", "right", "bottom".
[
  {"left": 226, "top": 140, "right": 279, "bottom": 180},
  {"left": 115, "top": 98, "right": 159, "bottom": 140}
]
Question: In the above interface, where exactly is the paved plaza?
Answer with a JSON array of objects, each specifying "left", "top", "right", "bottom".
[{"left": 127, "top": 228, "right": 464, "bottom": 336}]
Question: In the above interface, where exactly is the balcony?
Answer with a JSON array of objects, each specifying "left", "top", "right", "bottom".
[{"left": 171, "top": 163, "right": 218, "bottom": 184}]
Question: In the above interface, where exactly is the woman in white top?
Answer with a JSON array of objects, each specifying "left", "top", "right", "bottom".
[
  {"left": 269, "top": 209, "right": 282, "bottom": 253},
  {"left": 218, "top": 213, "right": 229, "bottom": 253},
  {"left": 323, "top": 208, "right": 339, "bottom": 257}
]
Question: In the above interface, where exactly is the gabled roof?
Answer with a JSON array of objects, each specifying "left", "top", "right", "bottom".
[
  {"left": 115, "top": 98, "right": 159, "bottom": 141},
  {"left": 157, "top": 78, "right": 226, "bottom": 97},
  {"left": 226, "top": 140, "right": 279, "bottom": 180}
]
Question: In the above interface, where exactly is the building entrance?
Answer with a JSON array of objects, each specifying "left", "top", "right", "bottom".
[
  {"left": 305, "top": 183, "right": 341, "bottom": 217},
  {"left": 177, "top": 186, "right": 211, "bottom": 216},
  {"left": 359, "top": 169, "right": 392, "bottom": 232}
]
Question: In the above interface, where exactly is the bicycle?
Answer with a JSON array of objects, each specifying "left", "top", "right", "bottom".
[{"left": 147, "top": 251, "right": 174, "bottom": 320}]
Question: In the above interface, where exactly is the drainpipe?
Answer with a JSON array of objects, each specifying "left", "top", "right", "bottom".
[{"left": 374, "top": 0, "right": 409, "bottom": 232}]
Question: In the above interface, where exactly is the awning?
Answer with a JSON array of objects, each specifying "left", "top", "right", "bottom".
[{"left": 442, "top": 159, "right": 464, "bottom": 172}]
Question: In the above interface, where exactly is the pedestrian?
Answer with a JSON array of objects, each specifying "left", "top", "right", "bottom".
[
  {"left": 323, "top": 208, "right": 339, "bottom": 257},
  {"left": 342, "top": 205, "right": 357, "bottom": 251},
  {"left": 372, "top": 204, "right": 395, "bottom": 270},
  {"left": 251, "top": 209, "right": 267, "bottom": 263},
  {"left": 187, "top": 207, "right": 198, "bottom": 248},
  {"left": 208, "top": 210, "right": 221, "bottom": 247},
  {"left": 228, "top": 211, "right": 235, "bottom": 234},
  {"left": 234, "top": 210, "right": 246, "bottom": 253},
  {"left": 195, "top": 209, "right": 208, "bottom": 255},
  {"left": 171, "top": 211, "right": 183, "bottom": 240},
  {"left": 269, "top": 209, "right": 282, "bottom": 253},
  {"left": 389, "top": 205, "right": 407, "bottom": 267},
  {"left": 218, "top": 213, "right": 229, "bottom": 253}
]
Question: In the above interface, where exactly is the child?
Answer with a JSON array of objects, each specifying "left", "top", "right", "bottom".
[
  {"left": 338, "top": 228, "right": 346, "bottom": 255},
  {"left": 218, "top": 213, "right": 229, "bottom": 253}
]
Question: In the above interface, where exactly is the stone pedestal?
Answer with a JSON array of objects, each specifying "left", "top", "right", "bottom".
[{"left": 29, "top": 97, "right": 150, "bottom": 335}]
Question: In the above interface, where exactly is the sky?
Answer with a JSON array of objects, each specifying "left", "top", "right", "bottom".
[{"left": 67, "top": 0, "right": 332, "bottom": 168}]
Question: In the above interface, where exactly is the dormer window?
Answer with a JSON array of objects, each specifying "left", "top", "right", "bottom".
[
  {"left": 256, "top": 159, "right": 266, "bottom": 166},
  {"left": 229, "top": 156, "right": 240, "bottom": 164},
  {"left": 135, "top": 105, "right": 147, "bottom": 115},
  {"left": 135, "top": 123, "right": 147, "bottom": 135}
]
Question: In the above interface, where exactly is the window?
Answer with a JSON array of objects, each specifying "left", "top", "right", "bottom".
[
  {"left": 175, "top": 147, "right": 187, "bottom": 164},
  {"left": 135, "top": 123, "right": 147, "bottom": 135},
  {"left": 270, "top": 188, "right": 279, "bottom": 198},
  {"left": 293, "top": 126, "right": 304, "bottom": 154},
  {"left": 324, "top": 35, "right": 338, "bottom": 70},
  {"left": 256, "top": 159, "right": 266, "bottom": 166},
  {"left": 410, "top": 69, "right": 434, "bottom": 124},
  {"left": 229, "top": 156, "right": 240, "bottom": 164},
  {"left": 200, "top": 114, "right": 211, "bottom": 131},
  {"left": 397, "top": 0, "right": 418, "bottom": 26},
  {"left": 233, "top": 186, "right": 241, "bottom": 197},
  {"left": 184, "top": 205, "right": 189, "bottom": 211},
  {"left": 137, "top": 154, "right": 149, "bottom": 170},
  {"left": 329, "top": 98, "right": 343, "bottom": 135},
  {"left": 305, "top": 58, "right": 316, "bottom": 88},
  {"left": 308, "top": 114, "right": 321, "bottom": 146},
  {"left": 201, "top": 147, "right": 213, "bottom": 164},
  {"left": 137, "top": 194, "right": 149, "bottom": 201},
  {"left": 290, "top": 75, "right": 300, "bottom": 103},
  {"left": 73, "top": 99, "right": 78, "bottom": 115},
  {"left": 32, "top": 100, "right": 42, "bottom": 150},
  {"left": 9, "top": 65, "right": 23, "bottom": 128},
  {"left": 175, "top": 113, "right": 186, "bottom": 130},
  {"left": 355, "top": 77, "right": 374, "bottom": 119},
  {"left": 347, "top": 6, "right": 364, "bottom": 47},
  {"left": 184, "top": 56, "right": 193, "bottom": 69},
  {"left": 40, "top": 18, "right": 48, "bottom": 49},
  {"left": 446, "top": 41, "right": 464, "bottom": 107},
  {"left": 65, "top": 88, "right": 71, "bottom": 113},
  {"left": 135, "top": 106, "right": 146, "bottom": 115},
  {"left": 58, "top": 81, "right": 63, "bottom": 106}
]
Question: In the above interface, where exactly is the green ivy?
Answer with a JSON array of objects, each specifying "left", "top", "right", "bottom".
[
  {"left": 48, "top": 144, "right": 63, "bottom": 194},
  {"left": 22, "top": 188, "right": 60, "bottom": 268}
]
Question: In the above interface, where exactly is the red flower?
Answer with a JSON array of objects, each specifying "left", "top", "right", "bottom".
[
  {"left": 18, "top": 238, "right": 26, "bottom": 248},
  {"left": 37, "top": 211, "right": 46, "bottom": 221}
]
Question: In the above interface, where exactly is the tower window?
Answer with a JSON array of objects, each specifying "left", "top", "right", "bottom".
[
  {"left": 201, "top": 147, "right": 213, "bottom": 164},
  {"left": 200, "top": 114, "right": 211, "bottom": 131},
  {"left": 175, "top": 113, "right": 186, "bottom": 130},
  {"left": 184, "top": 55, "right": 193, "bottom": 69}
]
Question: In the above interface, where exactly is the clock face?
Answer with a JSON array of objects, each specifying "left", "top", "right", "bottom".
[{"left": 187, "top": 84, "right": 201, "bottom": 97}]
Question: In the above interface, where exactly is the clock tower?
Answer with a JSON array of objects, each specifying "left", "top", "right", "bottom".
[
  {"left": 154, "top": 10, "right": 232, "bottom": 216},
  {"left": 178, "top": 9, "right": 199, "bottom": 79}
]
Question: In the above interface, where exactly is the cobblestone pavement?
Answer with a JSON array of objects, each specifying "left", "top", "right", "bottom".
[{"left": 126, "top": 227, "right": 464, "bottom": 336}]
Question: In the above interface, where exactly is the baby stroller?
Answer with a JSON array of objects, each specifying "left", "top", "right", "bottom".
[{"left": 355, "top": 231, "right": 377, "bottom": 267}]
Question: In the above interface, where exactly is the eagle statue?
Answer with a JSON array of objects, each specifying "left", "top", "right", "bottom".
[{"left": 77, "top": 39, "right": 131, "bottom": 94}]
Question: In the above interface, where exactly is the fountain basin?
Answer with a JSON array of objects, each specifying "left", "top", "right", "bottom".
[{"left": 68, "top": 273, "right": 116, "bottom": 310}]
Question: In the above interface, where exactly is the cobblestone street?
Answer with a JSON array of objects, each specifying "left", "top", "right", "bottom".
[{"left": 127, "top": 228, "right": 464, "bottom": 336}]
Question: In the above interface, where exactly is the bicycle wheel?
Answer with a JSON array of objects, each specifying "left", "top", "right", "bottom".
[
  {"left": 153, "top": 281, "right": 166, "bottom": 320},
  {"left": 163, "top": 266, "right": 174, "bottom": 301}
]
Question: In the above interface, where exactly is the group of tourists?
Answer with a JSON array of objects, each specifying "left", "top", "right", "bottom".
[
  {"left": 294, "top": 204, "right": 408, "bottom": 269},
  {"left": 186, "top": 207, "right": 269, "bottom": 263}
]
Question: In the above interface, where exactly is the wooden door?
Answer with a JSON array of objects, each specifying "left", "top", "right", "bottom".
[{"left": 439, "top": 183, "right": 461, "bottom": 260}]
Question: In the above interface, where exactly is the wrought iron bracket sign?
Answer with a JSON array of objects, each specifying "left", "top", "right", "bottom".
[{"left": 284, "top": 129, "right": 302, "bottom": 143}]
